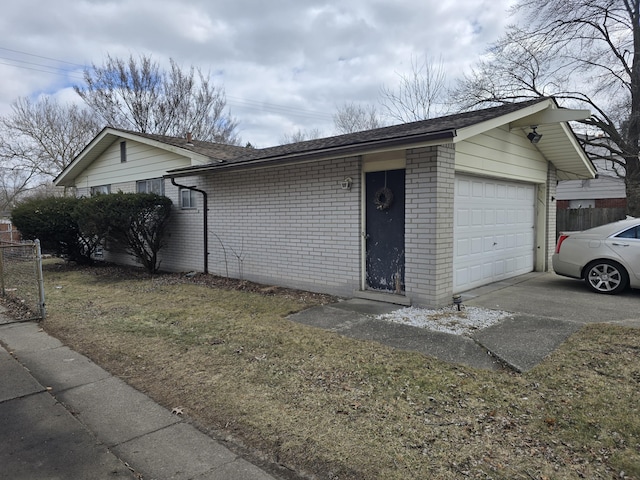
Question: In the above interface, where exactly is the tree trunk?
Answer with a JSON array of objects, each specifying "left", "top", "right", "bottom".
[{"left": 626, "top": 173, "right": 640, "bottom": 217}]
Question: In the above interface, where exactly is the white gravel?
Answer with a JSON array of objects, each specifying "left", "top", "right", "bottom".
[{"left": 375, "top": 306, "right": 513, "bottom": 336}]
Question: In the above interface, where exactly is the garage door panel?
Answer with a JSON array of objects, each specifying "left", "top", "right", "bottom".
[
  {"left": 470, "top": 265, "right": 482, "bottom": 282},
  {"left": 454, "top": 175, "right": 535, "bottom": 293},
  {"left": 484, "top": 209, "right": 496, "bottom": 225}
]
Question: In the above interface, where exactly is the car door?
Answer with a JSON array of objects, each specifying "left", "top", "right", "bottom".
[{"left": 606, "top": 225, "right": 640, "bottom": 280}]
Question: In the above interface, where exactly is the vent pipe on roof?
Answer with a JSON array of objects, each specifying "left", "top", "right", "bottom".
[
  {"left": 186, "top": 132, "right": 194, "bottom": 146},
  {"left": 170, "top": 177, "right": 208, "bottom": 274}
]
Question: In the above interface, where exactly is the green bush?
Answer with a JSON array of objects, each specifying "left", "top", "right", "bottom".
[
  {"left": 11, "top": 196, "right": 91, "bottom": 263},
  {"left": 11, "top": 193, "right": 173, "bottom": 272},
  {"left": 99, "top": 193, "right": 173, "bottom": 273}
]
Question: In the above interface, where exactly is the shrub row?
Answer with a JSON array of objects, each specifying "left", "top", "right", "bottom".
[{"left": 11, "top": 193, "right": 172, "bottom": 273}]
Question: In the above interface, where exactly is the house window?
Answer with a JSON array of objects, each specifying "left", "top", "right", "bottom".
[
  {"left": 91, "top": 185, "right": 111, "bottom": 195},
  {"left": 136, "top": 178, "right": 164, "bottom": 195},
  {"left": 180, "top": 189, "right": 197, "bottom": 209},
  {"left": 120, "top": 141, "right": 127, "bottom": 163}
]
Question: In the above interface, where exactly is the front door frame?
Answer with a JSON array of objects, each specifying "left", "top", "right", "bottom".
[{"left": 360, "top": 152, "right": 407, "bottom": 292}]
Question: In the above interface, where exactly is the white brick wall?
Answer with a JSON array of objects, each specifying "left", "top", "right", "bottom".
[
  {"left": 158, "top": 180, "right": 206, "bottom": 272},
  {"left": 157, "top": 157, "right": 362, "bottom": 296},
  {"left": 405, "top": 145, "right": 455, "bottom": 307}
]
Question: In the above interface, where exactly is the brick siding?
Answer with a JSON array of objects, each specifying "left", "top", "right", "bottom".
[
  {"left": 157, "top": 157, "right": 363, "bottom": 297},
  {"left": 405, "top": 144, "right": 455, "bottom": 307},
  {"left": 0, "top": 222, "right": 20, "bottom": 244},
  {"left": 595, "top": 198, "right": 627, "bottom": 208},
  {"left": 556, "top": 198, "right": 626, "bottom": 209}
]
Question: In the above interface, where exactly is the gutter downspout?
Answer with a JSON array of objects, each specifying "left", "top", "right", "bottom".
[{"left": 170, "top": 177, "right": 209, "bottom": 274}]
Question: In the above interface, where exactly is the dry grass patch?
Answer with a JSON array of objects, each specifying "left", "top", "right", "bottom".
[{"left": 38, "top": 263, "right": 640, "bottom": 479}]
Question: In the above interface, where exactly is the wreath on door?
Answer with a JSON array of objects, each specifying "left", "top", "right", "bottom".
[{"left": 374, "top": 186, "right": 394, "bottom": 210}]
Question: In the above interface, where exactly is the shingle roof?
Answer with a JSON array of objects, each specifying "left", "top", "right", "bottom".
[
  {"left": 108, "top": 129, "right": 251, "bottom": 162},
  {"left": 157, "top": 98, "right": 549, "bottom": 174},
  {"left": 252, "top": 98, "right": 546, "bottom": 161}
]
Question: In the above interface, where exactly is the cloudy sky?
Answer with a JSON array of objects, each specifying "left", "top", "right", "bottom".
[{"left": 0, "top": 0, "right": 517, "bottom": 147}]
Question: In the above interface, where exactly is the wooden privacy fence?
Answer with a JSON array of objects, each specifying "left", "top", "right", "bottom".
[{"left": 557, "top": 207, "right": 627, "bottom": 234}]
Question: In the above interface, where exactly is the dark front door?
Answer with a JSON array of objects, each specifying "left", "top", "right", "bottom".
[{"left": 365, "top": 169, "right": 405, "bottom": 293}]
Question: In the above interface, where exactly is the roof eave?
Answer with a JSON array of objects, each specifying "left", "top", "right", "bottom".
[{"left": 165, "top": 129, "right": 457, "bottom": 177}]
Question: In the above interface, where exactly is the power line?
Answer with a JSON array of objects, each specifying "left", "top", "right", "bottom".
[
  {"left": 226, "top": 95, "right": 333, "bottom": 121},
  {"left": 0, "top": 46, "right": 86, "bottom": 68},
  {"left": 0, "top": 45, "right": 335, "bottom": 121},
  {"left": 0, "top": 60, "right": 83, "bottom": 80}
]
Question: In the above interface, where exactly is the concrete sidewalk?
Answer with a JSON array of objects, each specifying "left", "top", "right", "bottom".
[{"left": 0, "top": 319, "right": 279, "bottom": 480}]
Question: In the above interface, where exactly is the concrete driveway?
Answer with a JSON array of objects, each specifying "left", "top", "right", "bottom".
[{"left": 462, "top": 272, "right": 640, "bottom": 327}]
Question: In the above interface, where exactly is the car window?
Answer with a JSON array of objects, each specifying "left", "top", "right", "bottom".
[{"left": 615, "top": 225, "right": 640, "bottom": 239}]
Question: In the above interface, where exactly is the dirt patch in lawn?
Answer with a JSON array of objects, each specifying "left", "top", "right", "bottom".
[{"left": 28, "top": 263, "right": 640, "bottom": 479}]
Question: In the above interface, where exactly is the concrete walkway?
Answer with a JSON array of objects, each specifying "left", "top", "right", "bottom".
[
  {"left": 289, "top": 296, "right": 585, "bottom": 373},
  {"left": 0, "top": 316, "right": 279, "bottom": 480},
  {"left": 289, "top": 272, "right": 640, "bottom": 373}
]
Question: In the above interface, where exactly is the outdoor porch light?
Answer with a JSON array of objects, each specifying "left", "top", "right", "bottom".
[
  {"left": 527, "top": 126, "right": 543, "bottom": 144},
  {"left": 341, "top": 177, "right": 353, "bottom": 190},
  {"left": 452, "top": 294, "right": 463, "bottom": 311}
]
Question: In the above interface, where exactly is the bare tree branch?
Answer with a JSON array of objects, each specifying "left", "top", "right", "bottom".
[
  {"left": 333, "top": 102, "right": 384, "bottom": 134},
  {"left": 75, "top": 54, "right": 241, "bottom": 145},
  {"left": 0, "top": 97, "right": 101, "bottom": 205},
  {"left": 380, "top": 55, "right": 450, "bottom": 123},
  {"left": 451, "top": 0, "right": 640, "bottom": 215}
]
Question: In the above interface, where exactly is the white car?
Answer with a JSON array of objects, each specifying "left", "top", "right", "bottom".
[{"left": 552, "top": 218, "right": 640, "bottom": 294}]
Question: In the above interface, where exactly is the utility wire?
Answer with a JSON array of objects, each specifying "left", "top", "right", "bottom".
[{"left": 0, "top": 46, "right": 335, "bottom": 121}]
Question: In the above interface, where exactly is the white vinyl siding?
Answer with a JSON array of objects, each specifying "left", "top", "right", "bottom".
[
  {"left": 556, "top": 177, "right": 626, "bottom": 200},
  {"left": 74, "top": 139, "right": 194, "bottom": 189},
  {"left": 455, "top": 126, "right": 548, "bottom": 184}
]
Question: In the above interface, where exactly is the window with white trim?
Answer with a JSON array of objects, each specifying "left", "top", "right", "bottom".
[
  {"left": 180, "top": 189, "right": 197, "bottom": 209},
  {"left": 136, "top": 178, "right": 164, "bottom": 195},
  {"left": 90, "top": 185, "right": 111, "bottom": 195}
]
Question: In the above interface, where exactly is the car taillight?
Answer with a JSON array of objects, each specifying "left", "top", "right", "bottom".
[{"left": 555, "top": 234, "right": 570, "bottom": 254}]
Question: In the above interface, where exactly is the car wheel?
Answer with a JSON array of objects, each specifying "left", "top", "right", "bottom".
[{"left": 584, "top": 260, "right": 629, "bottom": 294}]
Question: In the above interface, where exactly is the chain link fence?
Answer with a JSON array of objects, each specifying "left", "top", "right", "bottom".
[{"left": 0, "top": 240, "right": 46, "bottom": 320}]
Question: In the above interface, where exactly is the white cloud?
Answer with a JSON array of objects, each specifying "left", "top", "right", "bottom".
[{"left": 0, "top": 0, "right": 516, "bottom": 146}]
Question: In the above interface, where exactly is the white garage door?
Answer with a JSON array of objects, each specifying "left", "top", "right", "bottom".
[{"left": 454, "top": 175, "right": 535, "bottom": 293}]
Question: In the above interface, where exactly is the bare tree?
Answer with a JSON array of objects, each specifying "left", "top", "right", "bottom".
[
  {"left": 0, "top": 167, "right": 37, "bottom": 213},
  {"left": 380, "top": 55, "right": 450, "bottom": 123},
  {"left": 280, "top": 128, "right": 323, "bottom": 144},
  {"left": 452, "top": 0, "right": 640, "bottom": 216},
  {"left": 333, "top": 102, "right": 385, "bottom": 134},
  {"left": 0, "top": 97, "right": 101, "bottom": 201},
  {"left": 75, "top": 54, "right": 241, "bottom": 145}
]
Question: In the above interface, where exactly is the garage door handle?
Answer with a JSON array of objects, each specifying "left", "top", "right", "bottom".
[{"left": 612, "top": 242, "right": 629, "bottom": 247}]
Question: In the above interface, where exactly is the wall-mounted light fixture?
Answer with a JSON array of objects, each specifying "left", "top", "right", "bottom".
[
  {"left": 527, "top": 126, "right": 543, "bottom": 144},
  {"left": 341, "top": 177, "right": 353, "bottom": 190}
]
